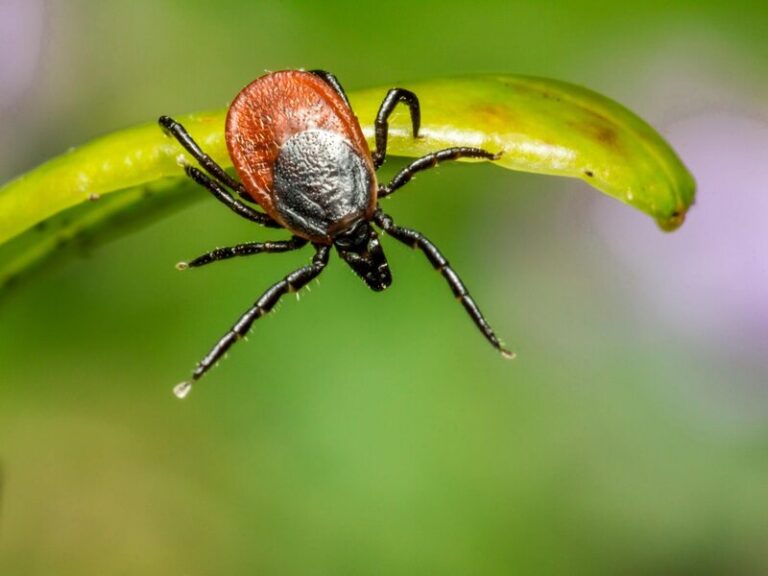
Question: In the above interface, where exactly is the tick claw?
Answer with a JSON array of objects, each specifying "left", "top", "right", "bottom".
[
  {"left": 501, "top": 348, "right": 516, "bottom": 360},
  {"left": 173, "top": 381, "right": 193, "bottom": 399}
]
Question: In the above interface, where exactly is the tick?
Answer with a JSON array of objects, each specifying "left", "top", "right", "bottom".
[{"left": 160, "top": 69, "right": 513, "bottom": 398}]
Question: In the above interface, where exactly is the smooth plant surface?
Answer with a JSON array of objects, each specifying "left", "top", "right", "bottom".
[{"left": 0, "top": 74, "right": 694, "bottom": 291}]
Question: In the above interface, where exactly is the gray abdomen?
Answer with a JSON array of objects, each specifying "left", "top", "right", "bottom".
[{"left": 273, "top": 129, "right": 373, "bottom": 240}]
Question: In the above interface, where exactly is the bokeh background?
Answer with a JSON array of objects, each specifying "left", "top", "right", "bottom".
[{"left": 1, "top": 1, "right": 767, "bottom": 574}]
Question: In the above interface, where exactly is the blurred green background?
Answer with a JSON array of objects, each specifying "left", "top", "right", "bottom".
[{"left": 1, "top": 1, "right": 767, "bottom": 574}]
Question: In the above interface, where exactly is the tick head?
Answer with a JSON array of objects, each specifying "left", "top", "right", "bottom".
[{"left": 335, "top": 220, "right": 391, "bottom": 292}]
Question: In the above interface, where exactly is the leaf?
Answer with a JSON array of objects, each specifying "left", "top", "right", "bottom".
[
  {"left": 0, "top": 74, "right": 694, "bottom": 293},
  {"left": 0, "top": 178, "right": 203, "bottom": 294},
  {"left": 354, "top": 75, "right": 695, "bottom": 232}
]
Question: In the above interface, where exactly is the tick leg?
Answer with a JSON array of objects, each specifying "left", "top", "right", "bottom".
[
  {"left": 184, "top": 166, "right": 280, "bottom": 227},
  {"left": 159, "top": 115, "right": 249, "bottom": 196},
  {"left": 309, "top": 70, "right": 352, "bottom": 109},
  {"left": 175, "top": 244, "right": 331, "bottom": 395},
  {"left": 178, "top": 236, "right": 308, "bottom": 269},
  {"left": 373, "top": 88, "right": 421, "bottom": 169},
  {"left": 374, "top": 210, "right": 514, "bottom": 359},
  {"left": 378, "top": 147, "right": 501, "bottom": 199}
]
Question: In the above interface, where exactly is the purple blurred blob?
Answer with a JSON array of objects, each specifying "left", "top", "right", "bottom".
[
  {"left": 0, "top": 0, "right": 44, "bottom": 112},
  {"left": 594, "top": 111, "right": 768, "bottom": 354}
]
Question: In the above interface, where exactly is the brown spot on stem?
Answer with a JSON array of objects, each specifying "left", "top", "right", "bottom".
[
  {"left": 570, "top": 118, "right": 622, "bottom": 154},
  {"left": 596, "top": 126, "right": 618, "bottom": 146},
  {"left": 475, "top": 103, "right": 516, "bottom": 128},
  {"left": 657, "top": 208, "right": 687, "bottom": 232}
]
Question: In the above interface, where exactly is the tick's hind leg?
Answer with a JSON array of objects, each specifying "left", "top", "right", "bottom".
[
  {"left": 177, "top": 236, "right": 308, "bottom": 269},
  {"left": 374, "top": 210, "right": 514, "bottom": 359},
  {"left": 378, "top": 147, "right": 501, "bottom": 199},
  {"left": 173, "top": 244, "right": 331, "bottom": 398},
  {"left": 309, "top": 70, "right": 352, "bottom": 109},
  {"left": 183, "top": 166, "right": 280, "bottom": 227},
  {"left": 159, "top": 115, "right": 247, "bottom": 195},
  {"left": 372, "top": 88, "right": 421, "bottom": 169}
]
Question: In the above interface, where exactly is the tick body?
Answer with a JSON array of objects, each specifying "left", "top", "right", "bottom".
[
  {"left": 226, "top": 71, "right": 377, "bottom": 243},
  {"left": 160, "top": 70, "right": 513, "bottom": 397}
]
